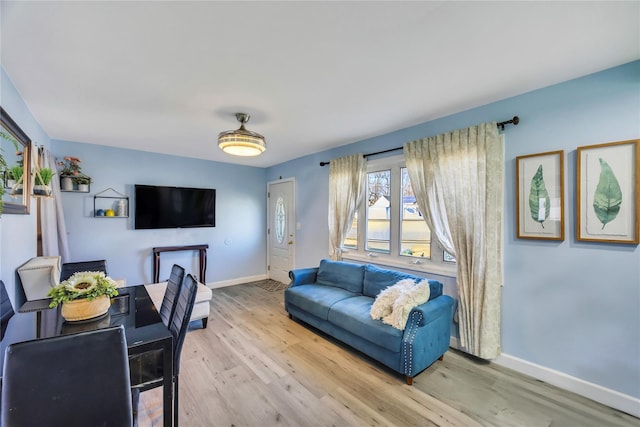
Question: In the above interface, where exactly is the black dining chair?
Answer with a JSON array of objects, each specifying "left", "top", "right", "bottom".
[
  {"left": 0, "top": 280, "right": 14, "bottom": 340},
  {"left": 1, "top": 325, "right": 133, "bottom": 426},
  {"left": 131, "top": 273, "right": 198, "bottom": 427},
  {"left": 60, "top": 259, "right": 108, "bottom": 281},
  {"left": 158, "top": 263, "right": 186, "bottom": 328}
]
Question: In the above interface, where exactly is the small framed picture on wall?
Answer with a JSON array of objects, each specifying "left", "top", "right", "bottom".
[
  {"left": 577, "top": 139, "right": 639, "bottom": 244},
  {"left": 516, "top": 150, "right": 564, "bottom": 240}
]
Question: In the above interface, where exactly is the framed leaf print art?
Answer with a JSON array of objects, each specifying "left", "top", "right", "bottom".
[
  {"left": 577, "top": 139, "right": 639, "bottom": 244},
  {"left": 516, "top": 150, "right": 564, "bottom": 240}
]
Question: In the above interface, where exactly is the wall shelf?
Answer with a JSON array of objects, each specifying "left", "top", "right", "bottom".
[
  {"left": 93, "top": 187, "right": 129, "bottom": 218},
  {"left": 60, "top": 176, "right": 91, "bottom": 193},
  {"left": 61, "top": 185, "right": 90, "bottom": 193}
]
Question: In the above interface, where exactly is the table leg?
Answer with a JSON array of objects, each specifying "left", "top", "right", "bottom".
[{"left": 162, "top": 338, "right": 174, "bottom": 427}]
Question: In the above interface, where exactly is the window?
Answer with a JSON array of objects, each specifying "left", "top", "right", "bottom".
[
  {"left": 366, "top": 169, "right": 391, "bottom": 252},
  {"left": 400, "top": 167, "right": 430, "bottom": 259},
  {"left": 343, "top": 155, "right": 456, "bottom": 276}
]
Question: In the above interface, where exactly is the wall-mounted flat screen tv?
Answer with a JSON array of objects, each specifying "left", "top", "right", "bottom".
[{"left": 134, "top": 184, "right": 216, "bottom": 229}]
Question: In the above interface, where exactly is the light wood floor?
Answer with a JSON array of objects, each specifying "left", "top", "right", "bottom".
[{"left": 137, "top": 284, "right": 639, "bottom": 427}]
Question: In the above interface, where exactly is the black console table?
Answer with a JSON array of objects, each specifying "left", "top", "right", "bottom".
[{"left": 152, "top": 244, "right": 208, "bottom": 283}]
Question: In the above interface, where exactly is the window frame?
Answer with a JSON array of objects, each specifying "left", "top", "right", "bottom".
[{"left": 343, "top": 154, "right": 457, "bottom": 278}]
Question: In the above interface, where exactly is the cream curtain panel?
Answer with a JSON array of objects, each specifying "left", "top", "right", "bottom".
[
  {"left": 404, "top": 123, "right": 503, "bottom": 359},
  {"left": 328, "top": 154, "right": 366, "bottom": 260},
  {"left": 39, "top": 148, "right": 70, "bottom": 261}
]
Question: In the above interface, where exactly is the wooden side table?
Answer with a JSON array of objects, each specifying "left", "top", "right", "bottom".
[{"left": 152, "top": 244, "right": 208, "bottom": 283}]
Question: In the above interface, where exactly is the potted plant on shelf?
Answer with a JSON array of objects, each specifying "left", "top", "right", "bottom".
[
  {"left": 0, "top": 130, "right": 19, "bottom": 215},
  {"left": 57, "top": 156, "right": 82, "bottom": 191},
  {"left": 33, "top": 167, "right": 55, "bottom": 196},
  {"left": 48, "top": 271, "right": 119, "bottom": 322},
  {"left": 74, "top": 174, "right": 92, "bottom": 192},
  {"left": 4, "top": 170, "right": 15, "bottom": 189},
  {"left": 8, "top": 164, "right": 23, "bottom": 195}
]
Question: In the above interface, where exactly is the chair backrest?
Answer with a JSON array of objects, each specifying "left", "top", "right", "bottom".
[
  {"left": 170, "top": 273, "right": 198, "bottom": 375},
  {"left": 60, "top": 259, "right": 108, "bottom": 281},
  {"left": 0, "top": 280, "right": 14, "bottom": 340},
  {"left": 159, "top": 264, "right": 186, "bottom": 327},
  {"left": 1, "top": 325, "right": 133, "bottom": 426}
]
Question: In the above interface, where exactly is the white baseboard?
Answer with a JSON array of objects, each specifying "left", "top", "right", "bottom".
[
  {"left": 206, "top": 273, "right": 268, "bottom": 289},
  {"left": 449, "top": 337, "right": 639, "bottom": 418}
]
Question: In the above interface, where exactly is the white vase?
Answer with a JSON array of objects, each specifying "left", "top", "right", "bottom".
[
  {"left": 116, "top": 199, "right": 126, "bottom": 216},
  {"left": 78, "top": 184, "right": 89, "bottom": 192},
  {"left": 61, "top": 176, "right": 74, "bottom": 191}
]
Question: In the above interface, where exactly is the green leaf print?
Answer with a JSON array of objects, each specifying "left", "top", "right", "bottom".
[
  {"left": 528, "top": 165, "right": 550, "bottom": 228},
  {"left": 593, "top": 158, "right": 622, "bottom": 229}
]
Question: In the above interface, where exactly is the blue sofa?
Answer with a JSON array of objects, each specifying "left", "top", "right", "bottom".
[{"left": 284, "top": 259, "right": 454, "bottom": 385}]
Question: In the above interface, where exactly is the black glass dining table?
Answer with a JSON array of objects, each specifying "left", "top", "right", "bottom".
[{"left": 0, "top": 284, "right": 173, "bottom": 427}]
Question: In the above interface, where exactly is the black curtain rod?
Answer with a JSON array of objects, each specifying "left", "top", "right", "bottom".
[{"left": 319, "top": 116, "right": 519, "bottom": 166}]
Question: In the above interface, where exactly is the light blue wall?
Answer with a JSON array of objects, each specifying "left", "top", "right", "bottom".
[
  {"left": 0, "top": 68, "right": 51, "bottom": 307},
  {"left": 267, "top": 61, "right": 640, "bottom": 399},
  {"left": 51, "top": 140, "right": 267, "bottom": 286},
  {"left": 2, "top": 60, "right": 638, "bottom": 402}
]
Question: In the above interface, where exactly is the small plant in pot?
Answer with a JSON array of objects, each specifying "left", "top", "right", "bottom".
[
  {"left": 8, "top": 165, "right": 24, "bottom": 195},
  {"left": 58, "top": 156, "right": 82, "bottom": 191},
  {"left": 33, "top": 167, "right": 55, "bottom": 196},
  {"left": 0, "top": 130, "right": 19, "bottom": 215},
  {"left": 48, "top": 271, "right": 119, "bottom": 321},
  {"left": 74, "top": 174, "right": 92, "bottom": 191}
]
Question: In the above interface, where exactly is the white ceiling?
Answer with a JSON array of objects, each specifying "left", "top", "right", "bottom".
[{"left": 1, "top": 1, "right": 638, "bottom": 167}]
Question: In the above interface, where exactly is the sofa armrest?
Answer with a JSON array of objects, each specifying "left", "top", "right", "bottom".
[
  {"left": 401, "top": 295, "right": 454, "bottom": 378},
  {"left": 288, "top": 268, "right": 318, "bottom": 287},
  {"left": 407, "top": 295, "right": 454, "bottom": 327}
]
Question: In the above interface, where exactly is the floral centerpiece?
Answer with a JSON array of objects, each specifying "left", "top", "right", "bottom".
[{"left": 48, "top": 271, "right": 119, "bottom": 321}]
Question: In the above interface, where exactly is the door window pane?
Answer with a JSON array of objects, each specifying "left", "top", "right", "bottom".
[
  {"left": 366, "top": 170, "right": 391, "bottom": 253},
  {"left": 275, "top": 196, "right": 285, "bottom": 244},
  {"left": 400, "top": 168, "right": 431, "bottom": 259}
]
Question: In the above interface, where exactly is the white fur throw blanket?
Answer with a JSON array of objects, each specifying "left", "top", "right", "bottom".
[{"left": 370, "top": 279, "right": 431, "bottom": 330}]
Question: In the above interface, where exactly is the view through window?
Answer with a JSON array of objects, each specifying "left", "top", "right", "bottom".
[{"left": 343, "top": 155, "right": 455, "bottom": 272}]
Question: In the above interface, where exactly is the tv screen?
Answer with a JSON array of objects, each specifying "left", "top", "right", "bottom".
[{"left": 134, "top": 184, "right": 215, "bottom": 229}]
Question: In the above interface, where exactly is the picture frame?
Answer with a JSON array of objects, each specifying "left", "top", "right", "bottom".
[
  {"left": 577, "top": 139, "right": 639, "bottom": 244},
  {"left": 516, "top": 150, "right": 564, "bottom": 240}
]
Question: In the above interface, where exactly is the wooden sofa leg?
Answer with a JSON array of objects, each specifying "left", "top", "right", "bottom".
[
  {"left": 202, "top": 318, "right": 208, "bottom": 329},
  {"left": 406, "top": 376, "right": 413, "bottom": 386},
  {"left": 439, "top": 355, "right": 444, "bottom": 361}
]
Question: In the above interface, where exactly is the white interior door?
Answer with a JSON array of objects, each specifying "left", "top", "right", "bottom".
[{"left": 268, "top": 179, "right": 295, "bottom": 284}]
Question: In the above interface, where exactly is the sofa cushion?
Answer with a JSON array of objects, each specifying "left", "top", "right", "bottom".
[
  {"left": 285, "top": 284, "right": 358, "bottom": 320},
  {"left": 316, "top": 259, "right": 364, "bottom": 294},
  {"left": 328, "top": 296, "right": 403, "bottom": 352},
  {"left": 363, "top": 264, "right": 443, "bottom": 300}
]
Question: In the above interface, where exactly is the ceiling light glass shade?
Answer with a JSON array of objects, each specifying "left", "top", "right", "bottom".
[{"left": 218, "top": 113, "right": 266, "bottom": 156}]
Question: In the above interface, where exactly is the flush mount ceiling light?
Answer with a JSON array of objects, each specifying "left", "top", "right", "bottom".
[{"left": 218, "top": 113, "right": 266, "bottom": 156}]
